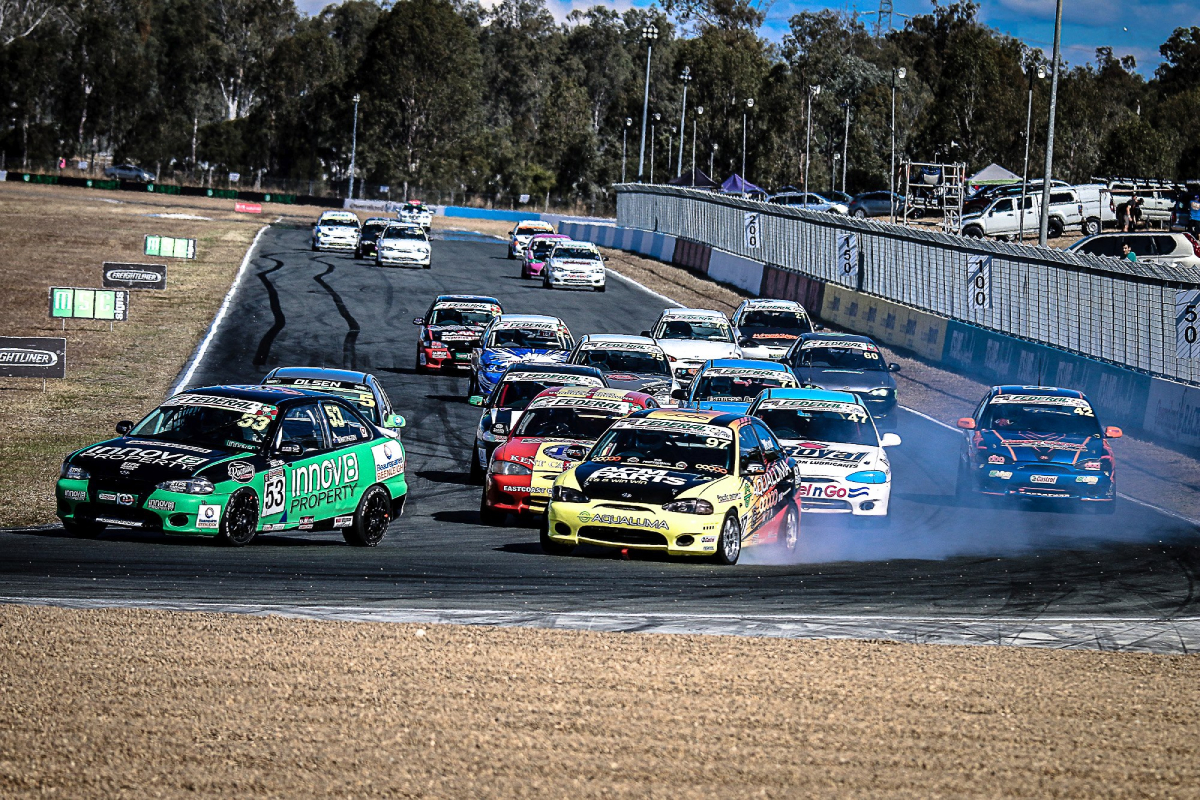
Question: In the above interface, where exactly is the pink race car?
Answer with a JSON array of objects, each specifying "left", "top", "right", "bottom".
[{"left": 521, "top": 233, "right": 571, "bottom": 279}]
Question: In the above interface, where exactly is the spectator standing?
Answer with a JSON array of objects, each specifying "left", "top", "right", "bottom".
[
  {"left": 1189, "top": 187, "right": 1200, "bottom": 237},
  {"left": 1130, "top": 195, "right": 1144, "bottom": 231},
  {"left": 1116, "top": 197, "right": 1132, "bottom": 232}
]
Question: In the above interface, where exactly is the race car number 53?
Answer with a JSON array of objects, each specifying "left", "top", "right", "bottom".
[{"left": 263, "top": 469, "right": 286, "bottom": 517}]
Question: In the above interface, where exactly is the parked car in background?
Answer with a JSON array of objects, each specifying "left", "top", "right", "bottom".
[
  {"left": 961, "top": 188, "right": 1084, "bottom": 240},
  {"left": 963, "top": 180, "right": 1069, "bottom": 216},
  {"left": 104, "top": 163, "right": 155, "bottom": 182},
  {"left": 768, "top": 191, "right": 848, "bottom": 214},
  {"left": 847, "top": 191, "right": 905, "bottom": 219},
  {"left": 1067, "top": 232, "right": 1200, "bottom": 270},
  {"left": 1097, "top": 178, "right": 1176, "bottom": 225}
]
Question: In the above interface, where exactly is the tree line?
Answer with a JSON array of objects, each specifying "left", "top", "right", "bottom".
[{"left": 2, "top": 0, "right": 1198, "bottom": 209}]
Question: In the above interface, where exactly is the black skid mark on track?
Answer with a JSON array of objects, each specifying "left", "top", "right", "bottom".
[
  {"left": 252, "top": 256, "right": 287, "bottom": 366},
  {"left": 312, "top": 261, "right": 361, "bottom": 369}
]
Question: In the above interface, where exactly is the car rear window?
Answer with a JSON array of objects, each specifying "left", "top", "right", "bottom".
[{"left": 1049, "top": 192, "right": 1075, "bottom": 205}]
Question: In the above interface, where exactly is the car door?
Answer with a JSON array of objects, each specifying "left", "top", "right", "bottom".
[
  {"left": 751, "top": 418, "right": 794, "bottom": 520},
  {"left": 319, "top": 400, "right": 375, "bottom": 519},
  {"left": 737, "top": 424, "right": 767, "bottom": 534},
  {"left": 273, "top": 402, "right": 332, "bottom": 528},
  {"left": 988, "top": 198, "right": 1016, "bottom": 233}
]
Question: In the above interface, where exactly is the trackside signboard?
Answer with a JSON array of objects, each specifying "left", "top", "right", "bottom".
[
  {"left": 144, "top": 235, "right": 196, "bottom": 259},
  {"left": 49, "top": 288, "right": 129, "bottom": 321},
  {"left": 102, "top": 262, "right": 167, "bottom": 290},
  {"left": 0, "top": 336, "right": 66, "bottom": 378}
]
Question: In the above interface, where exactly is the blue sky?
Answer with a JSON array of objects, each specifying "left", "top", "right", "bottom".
[{"left": 297, "top": 0, "right": 1199, "bottom": 75}]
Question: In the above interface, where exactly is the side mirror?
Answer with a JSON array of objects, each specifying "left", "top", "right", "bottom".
[
  {"left": 490, "top": 422, "right": 509, "bottom": 437},
  {"left": 468, "top": 395, "right": 484, "bottom": 406},
  {"left": 412, "top": 317, "right": 424, "bottom": 325},
  {"left": 640, "top": 330, "right": 652, "bottom": 338},
  {"left": 670, "top": 388, "right": 687, "bottom": 401},
  {"left": 278, "top": 441, "right": 303, "bottom": 457},
  {"left": 115, "top": 420, "right": 133, "bottom": 435},
  {"left": 1105, "top": 426, "right": 1123, "bottom": 439},
  {"left": 563, "top": 445, "right": 588, "bottom": 461},
  {"left": 880, "top": 432, "right": 902, "bottom": 447},
  {"left": 956, "top": 418, "right": 976, "bottom": 430},
  {"left": 743, "top": 462, "right": 766, "bottom": 476},
  {"left": 384, "top": 413, "right": 406, "bottom": 429},
  {"left": 889, "top": 363, "right": 901, "bottom": 372}
]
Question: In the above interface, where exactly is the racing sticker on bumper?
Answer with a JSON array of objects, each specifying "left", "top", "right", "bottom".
[{"left": 197, "top": 503, "right": 221, "bottom": 529}]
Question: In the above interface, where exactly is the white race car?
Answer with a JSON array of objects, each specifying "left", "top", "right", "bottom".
[
  {"left": 749, "top": 387, "right": 900, "bottom": 519},
  {"left": 544, "top": 240, "right": 607, "bottom": 292},
  {"left": 398, "top": 200, "right": 433, "bottom": 231},
  {"left": 731, "top": 298, "right": 815, "bottom": 361},
  {"left": 642, "top": 308, "right": 742, "bottom": 386},
  {"left": 508, "top": 220, "right": 555, "bottom": 259},
  {"left": 312, "top": 210, "right": 360, "bottom": 252},
  {"left": 376, "top": 224, "right": 431, "bottom": 268}
]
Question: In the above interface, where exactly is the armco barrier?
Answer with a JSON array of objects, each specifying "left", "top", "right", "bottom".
[
  {"left": 617, "top": 184, "right": 1200, "bottom": 387},
  {"left": 569, "top": 207, "right": 1200, "bottom": 448}
]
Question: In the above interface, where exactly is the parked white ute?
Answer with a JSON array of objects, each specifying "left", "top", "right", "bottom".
[
  {"left": 731, "top": 298, "right": 815, "bottom": 361},
  {"left": 312, "top": 210, "right": 361, "bottom": 252},
  {"left": 544, "top": 241, "right": 607, "bottom": 292},
  {"left": 376, "top": 223, "right": 432, "bottom": 268},
  {"left": 749, "top": 388, "right": 900, "bottom": 520},
  {"left": 642, "top": 308, "right": 741, "bottom": 385}
]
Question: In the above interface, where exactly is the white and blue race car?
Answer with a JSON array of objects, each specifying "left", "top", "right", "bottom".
[{"left": 468, "top": 314, "right": 575, "bottom": 398}]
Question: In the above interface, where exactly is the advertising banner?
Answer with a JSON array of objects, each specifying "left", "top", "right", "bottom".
[
  {"left": 144, "top": 235, "right": 196, "bottom": 259},
  {"left": 102, "top": 263, "right": 167, "bottom": 290},
  {"left": 0, "top": 336, "right": 66, "bottom": 378},
  {"left": 49, "top": 288, "right": 129, "bottom": 321},
  {"left": 234, "top": 201, "right": 262, "bottom": 214}
]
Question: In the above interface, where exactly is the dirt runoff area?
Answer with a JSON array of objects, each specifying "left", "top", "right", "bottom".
[
  {"left": 0, "top": 183, "right": 334, "bottom": 527},
  {"left": 1, "top": 604, "right": 1197, "bottom": 798}
]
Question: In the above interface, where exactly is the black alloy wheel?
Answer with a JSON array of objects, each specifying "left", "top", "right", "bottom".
[
  {"left": 218, "top": 488, "right": 259, "bottom": 547},
  {"left": 344, "top": 484, "right": 391, "bottom": 547}
]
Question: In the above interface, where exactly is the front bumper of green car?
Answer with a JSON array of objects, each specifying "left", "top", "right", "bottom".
[{"left": 56, "top": 477, "right": 228, "bottom": 534}]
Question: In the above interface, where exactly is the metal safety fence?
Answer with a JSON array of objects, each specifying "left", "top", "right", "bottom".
[{"left": 616, "top": 184, "right": 1200, "bottom": 386}]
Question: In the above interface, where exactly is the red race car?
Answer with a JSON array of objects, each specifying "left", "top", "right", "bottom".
[
  {"left": 414, "top": 295, "right": 502, "bottom": 373},
  {"left": 521, "top": 233, "right": 571, "bottom": 279},
  {"left": 480, "top": 386, "right": 657, "bottom": 525}
]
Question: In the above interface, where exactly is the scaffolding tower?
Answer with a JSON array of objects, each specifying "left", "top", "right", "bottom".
[{"left": 902, "top": 160, "right": 967, "bottom": 235}]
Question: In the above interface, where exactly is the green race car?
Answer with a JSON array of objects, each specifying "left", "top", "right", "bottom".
[{"left": 55, "top": 385, "right": 408, "bottom": 546}]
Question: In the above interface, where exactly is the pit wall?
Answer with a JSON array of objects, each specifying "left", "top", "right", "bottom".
[{"left": 559, "top": 220, "right": 1200, "bottom": 449}]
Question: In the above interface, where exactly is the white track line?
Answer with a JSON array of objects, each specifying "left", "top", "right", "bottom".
[
  {"left": 169, "top": 224, "right": 269, "bottom": 396},
  {"left": 605, "top": 268, "right": 683, "bottom": 308}
]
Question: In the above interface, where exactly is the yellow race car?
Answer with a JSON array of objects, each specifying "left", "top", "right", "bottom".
[{"left": 542, "top": 408, "right": 801, "bottom": 564}]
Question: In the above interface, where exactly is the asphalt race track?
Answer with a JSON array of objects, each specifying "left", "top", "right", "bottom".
[{"left": 4, "top": 226, "right": 1199, "bottom": 648}]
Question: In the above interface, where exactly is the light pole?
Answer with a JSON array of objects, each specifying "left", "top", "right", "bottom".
[
  {"left": 636, "top": 24, "right": 658, "bottom": 182},
  {"left": 889, "top": 68, "right": 906, "bottom": 224},
  {"left": 1019, "top": 64, "right": 1047, "bottom": 242},
  {"left": 710, "top": 142, "right": 717, "bottom": 179},
  {"left": 622, "top": 117, "right": 632, "bottom": 182},
  {"left": 804, "top": 85, "right": 820, "bottom": 199},
  {"left": 840, "top": 99, "right": 851, "bottom": 195},
  {"left": 742, "top": 98, "right": 754, "bottom": 193},
  {"left": 1038, "top": 0, "right": 1064, "bottom": 246},
  {"left": 650, "top": 113, "right": 660, "bottom": 183},
  {"left": 667, "top": 126, "right": 676, "bottom": 179},
  {"left": 348, "top": 93, "right": 361, "bottom": 200},
  {"left": 692, "top": 106, "right": 703, "bottom": 186},
  {"left": 676, "top": 66, "right": 691, "bottom": 177}
]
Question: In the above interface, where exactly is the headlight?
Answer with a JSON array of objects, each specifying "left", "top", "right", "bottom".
[
  {"left": 60, "top": 463, "right": 90, "bottom": 480},
  {"left": 662, "top": 498, "right": 714, "bottom": 515},
  {"left": 868, "top": 388, "right": 892, "bottom": 397},
  {"left": 845, "top": 470, "right": 887, "bottom": 484},
  {"left": 552, "top": 484, "right": 589, "bottom": 503},
  {"left": 489, "top": 460, "right": 532, "bottom": 476},
  {"left": 156, "top": 477, "right": 214, "bottom": 494}
]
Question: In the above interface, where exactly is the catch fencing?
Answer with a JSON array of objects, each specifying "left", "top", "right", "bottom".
[{"left": 617, "top": 184, "right": 1200, "bottom": 386}]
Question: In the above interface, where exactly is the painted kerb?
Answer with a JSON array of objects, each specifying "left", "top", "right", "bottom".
[{"left": 616, "top": 185, "right": 1200, "bottom": 386}]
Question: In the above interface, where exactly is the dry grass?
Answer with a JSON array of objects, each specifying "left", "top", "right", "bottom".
[
  {"left": 0, "top": 183, "right": 331, "bottom": 527},
  {"left": 0, "top": 604, "right": 1197, "bottom": 799}
]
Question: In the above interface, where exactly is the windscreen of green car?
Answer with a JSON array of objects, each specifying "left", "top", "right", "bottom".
[{"left": 130, "top": 397, "right": 276, "bottom": 452}]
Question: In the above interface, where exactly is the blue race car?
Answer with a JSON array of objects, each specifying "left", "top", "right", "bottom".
[
  {"left": 955, "top": 386, "right": 1123, "bottom": 512},
  {"left": 674, "top": 358, "right": 800, "bottom": 415},
  {"left": 468, "top": 314, "right": 575, "bottom": 398}
]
